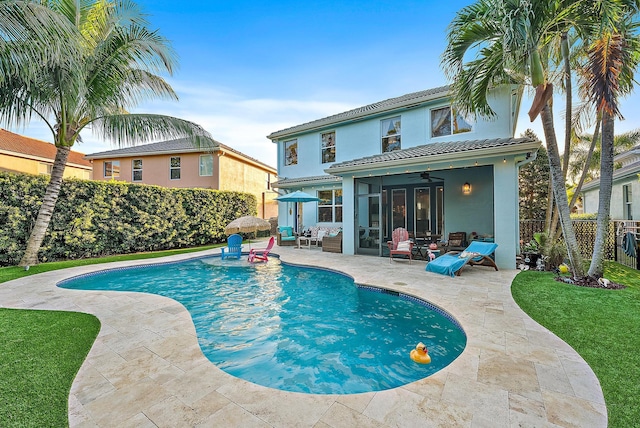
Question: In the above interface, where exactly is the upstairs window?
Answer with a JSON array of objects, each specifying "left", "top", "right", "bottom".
[
  {"left": 431, "top": 106, "right": 472, "bottom": 137},
  {"left": 170, "top": 157, "right": 181, "bottom": 180},
  {"left": 321, "top": 131, "right": 336, "bottom": 163},
  {"left": 318, "top": 189, "right": 343, "bottom": 223},
  {"left": 132, "top": 159, "right": 142, "bottom": 181},
  {"left": 104, "top": 160, "right": 120, "bottom": 178},
  {"left": 199, "top": 154, "right": 213, "bottom": 176},
  {"left": 284, "top": 139, "right": 298, "bottom": 166},
  {"left": 381, "top": 116, "right": 401, "bottom": 152},
  {"left": 38, "top": 162, "right": 53, "bottom": 176}
]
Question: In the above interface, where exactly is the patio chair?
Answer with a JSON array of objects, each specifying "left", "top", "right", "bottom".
[
  {"left": 426, "top": 241, "right": 498, "bottom": 277},
  {"left": 248, "top": 236, "right": 275, "bottom": 262},
  {"left": 387, "top": 227, "right": 414, "bottom": 264},
  {"left": 441, "top": 231, "right": 467, "bottom": 252},
  {"left": 277, "top": 226, "right": 297, "bottom": 246},
  {"left": 322, "top": 232, "right": 342, "bottom": 253},
  {"left": 220, "top": 234, "right": 242, "bottom": 259}
]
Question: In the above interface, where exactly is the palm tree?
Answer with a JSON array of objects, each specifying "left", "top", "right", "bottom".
[
  {"left": 0, "top": 0, "right": 212, "bottom": 267},
  {"left": 442, "top": 0, "right": 586, "bottom": 277},
  {"left": 581, "top": 17, "right": 640, "bottom": 277}
]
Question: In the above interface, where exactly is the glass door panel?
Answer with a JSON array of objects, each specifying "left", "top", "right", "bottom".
[
  {"left": 414, "top": 188, "right": 430, "bottom": 237},
  {"left": 357, "top": 194, "right": 381, "bottom": 255},
  {"left": 391, "top": 189, "right": 406, "bottom": 231},
  {"left": 436, "top": 185, "right": 444, "bottom": 234}
]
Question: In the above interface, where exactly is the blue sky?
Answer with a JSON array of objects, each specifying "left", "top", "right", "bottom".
[{"left": 10, "top": 0, "right": 640, "bottom": 167}]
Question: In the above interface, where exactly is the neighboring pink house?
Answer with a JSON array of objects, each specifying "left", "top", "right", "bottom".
[{"left": 85, "top": 138, "right": 278, "bottom": 219}]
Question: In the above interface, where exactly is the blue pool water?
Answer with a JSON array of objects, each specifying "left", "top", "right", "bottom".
[{"left": 59, "top": 257, "right": 466, "bottom": 394}]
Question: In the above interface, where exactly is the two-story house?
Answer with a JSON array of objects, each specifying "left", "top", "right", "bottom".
[
  {"left": 268, "top": 85, "right": 540, "bottom": 269},
  {"left": 581, "top": 145, "right": 640, "bottom": 220},
  {"left": 85, "top": 138, "right": 278, "bottom": 219},
  {"left": 0, "top": 128, "right": 92, "bottom": 179}
]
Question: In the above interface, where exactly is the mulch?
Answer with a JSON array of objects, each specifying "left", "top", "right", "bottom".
[{"left": 555, "top": 276, "right": 626, "bottom": 289}]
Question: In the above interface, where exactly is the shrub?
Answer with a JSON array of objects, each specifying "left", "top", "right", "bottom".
[{"left": 0, "top": 172, "right": 256, "bottom": 266}]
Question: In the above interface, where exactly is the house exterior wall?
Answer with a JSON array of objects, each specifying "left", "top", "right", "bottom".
[
  {"left": 218, "top": 154, "right": 278, "bottom": 219},
  {"left": 583, "top": 176, "right": 640, "bottom": 220},
  {"left": 276, "top": 86, "right": 515, "bottom": 176},
  {"left": 0, "top": 153, "right": 91, "bottom": 179},
  {"left": 91, "top": 153, "right": 218, "bottom": 188}
]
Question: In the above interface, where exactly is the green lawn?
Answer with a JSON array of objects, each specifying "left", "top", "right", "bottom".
[
  {"left": 0, "top": 308, "right": 100, "bottom": 427},
  {"left": 511, "top": 261, "right": 640, "bottom": 428}
]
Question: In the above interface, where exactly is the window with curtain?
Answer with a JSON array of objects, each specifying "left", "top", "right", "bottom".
[
  {"left": 381, "top": 116, "right": 401, "bottom": 152},
  {"left": 199, "top": 154, "right": 213, "bottom": 176},
  {"left": 321, "top": 131, "right": 336, "bottom": 163},
  {"left": 285, "top": 140, "right": 298, "bottom": 166},
  {"left": 431, "top": 106, "right": 472, "bottom": 137}
]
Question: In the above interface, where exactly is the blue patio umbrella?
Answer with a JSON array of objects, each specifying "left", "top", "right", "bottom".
[{"left": 276, "top": 191, "right": 321, "bottom": 232}]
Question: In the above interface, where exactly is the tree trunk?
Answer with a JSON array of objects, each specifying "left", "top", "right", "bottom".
[
  {"left": 19, "top": 146, "right": 71, "bottom": 267},
  {"left": 588, "top": 112, "right": 614, "bottom": 278},
  {"left": 569, "top": 117, "right": 601, "bottom": 209},
  {"left": 561, "top": 32, "right": 572, "bottom": 180},
  {"left": 539, "top": 103, "right": 585, "bottom": 277}
]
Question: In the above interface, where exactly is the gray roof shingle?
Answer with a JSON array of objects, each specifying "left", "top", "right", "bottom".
[
  {"left": 267, "top": 86, "right": 451, "bottom": 139},
  {"left": 272, "top": 174, "right": 342, "bottom": 188},
  {"left": 327, "top": 137, "right": 538, "bottom": 172}
]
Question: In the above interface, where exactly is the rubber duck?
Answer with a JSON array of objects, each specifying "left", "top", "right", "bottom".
[{"left": 410, "top": 342, "right": 431, "bottom": 364}]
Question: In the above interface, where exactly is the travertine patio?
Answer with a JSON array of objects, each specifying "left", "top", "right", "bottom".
[{"left": 0, "top": 243, "right": 607, "bottom": 427}]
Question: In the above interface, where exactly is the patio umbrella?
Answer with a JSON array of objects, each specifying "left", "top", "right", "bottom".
[
  {"left": 276, "top": 191, "right": 321, "bottom": 232},
  {"left": 275, "top": 190, "right": 321, "bottom": 203},
  {"left": 225, "top": 216, "right": 271, "bottom": 248}
]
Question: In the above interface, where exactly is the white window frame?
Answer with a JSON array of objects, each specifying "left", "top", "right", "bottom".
[
  {"left": 317, "top": 189, "right": 343, "bottom": 223},
  {"left": 104, "top": 160, "right": 120, "bottom": 179},
  {"left": 284, "top": 139, "right": 298, "bottom": 166},
  {"left": 170, "top": 156, "right": 181, "bottom": 180},
  {"left": 132, "top": 159, "right": 143, "bottom": 181},
  {"left": 199, "top": 154, "right": 213, "bottom": 176},
  {"left": 430, "top": 106, "right": 473, "bottom": 138},
  {"left": 321, "top": 131, "right": 336, "bottom": 164},
  {"left": 624, "top": 184, "right": 633, "bottom": 220},
  {"left": 381, "top": 116, "right": 401, "bottom": 153}
]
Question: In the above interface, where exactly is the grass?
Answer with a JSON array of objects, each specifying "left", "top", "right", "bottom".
[
  {"left": 0, "top": 308, "right": 100, "bottom": 427},
  {"left": 511, "top": 261, "right": 640, "bottom": 428},
  {"left": 0, "top": 244, "right": 220, "bottom": 427}
]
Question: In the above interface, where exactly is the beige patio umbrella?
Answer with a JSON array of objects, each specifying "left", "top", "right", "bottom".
[{"left": 224, "top": 215, "right": 271, "bottom": 247}]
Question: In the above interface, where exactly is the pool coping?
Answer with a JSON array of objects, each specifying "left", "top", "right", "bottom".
[{"left": 0, "top": 244, "right": 607, "bottom": 427}]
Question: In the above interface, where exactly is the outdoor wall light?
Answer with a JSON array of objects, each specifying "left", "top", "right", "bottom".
[{"left": 462, "top": 182, "right": 472, "bottom": 195}]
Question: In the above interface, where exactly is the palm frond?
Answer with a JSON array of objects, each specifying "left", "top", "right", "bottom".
[{"left": 90, "top": 114, "right": 213, "bottom": 149}]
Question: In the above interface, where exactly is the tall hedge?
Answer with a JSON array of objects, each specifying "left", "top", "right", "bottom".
[{"left": 0, "top": 171, "right": 256, "bottom": 266}]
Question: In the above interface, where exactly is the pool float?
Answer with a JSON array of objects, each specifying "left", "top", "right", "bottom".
[{"left": 410, "top": 342, "right": 431, "bottom": 364}]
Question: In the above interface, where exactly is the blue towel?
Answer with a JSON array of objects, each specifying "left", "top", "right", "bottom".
[
  {"left": 425, "top": 254, "right": 469, "bottom": 277},
  {"left": 623, "top": 232, "right": 636, "bottom": 257}
]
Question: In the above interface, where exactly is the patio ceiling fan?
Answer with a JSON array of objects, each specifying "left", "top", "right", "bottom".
[{"left": 420, "top": 172, "right": 444, "bottom": 182}]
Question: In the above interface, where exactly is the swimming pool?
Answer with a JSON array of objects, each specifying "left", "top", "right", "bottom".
[{"left": 59, "top": 257, "right": 466, "bottom": 394}]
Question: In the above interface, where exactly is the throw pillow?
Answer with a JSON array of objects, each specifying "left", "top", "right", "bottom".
[
  {"left": 449, "top": 239, "right": 462, "bottom": 247},
  {"left": 281, "top": 229, "right": 289, "bottom": 237},
  {"left": 317, "top": 230, "right": 327, "bottom": 240},
  {"left": 396, "top": 240, "right": 412, "bottom": 252}
]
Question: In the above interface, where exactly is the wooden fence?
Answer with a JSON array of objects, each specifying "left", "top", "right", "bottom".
[{"left": 519, "top": 219, "right": 629, "bottom": 268}]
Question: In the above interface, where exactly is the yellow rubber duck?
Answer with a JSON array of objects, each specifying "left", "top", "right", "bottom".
[{"left": 410, "top": 342, "right": 431, "bottom": 364}]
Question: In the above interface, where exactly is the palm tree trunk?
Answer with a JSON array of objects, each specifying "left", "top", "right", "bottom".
[
  {"left": 588, "top": 112, "right": 614, "bottom": 278},
  {"left": 569, "top": 117, "right": 601, "bottom": 209},
  {"left": 19, "top": 146, "right": 70, "bottom": 267},
  {"left": 540, "top": 103, "right": 585, "bottom": 277},
  {"left": 561, "top": 32, "right": 572, "bottom": 180}
]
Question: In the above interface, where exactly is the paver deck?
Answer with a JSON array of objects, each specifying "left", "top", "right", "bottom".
[{"left": 0, "top": 243, "right": 607, "bottom": 427}]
